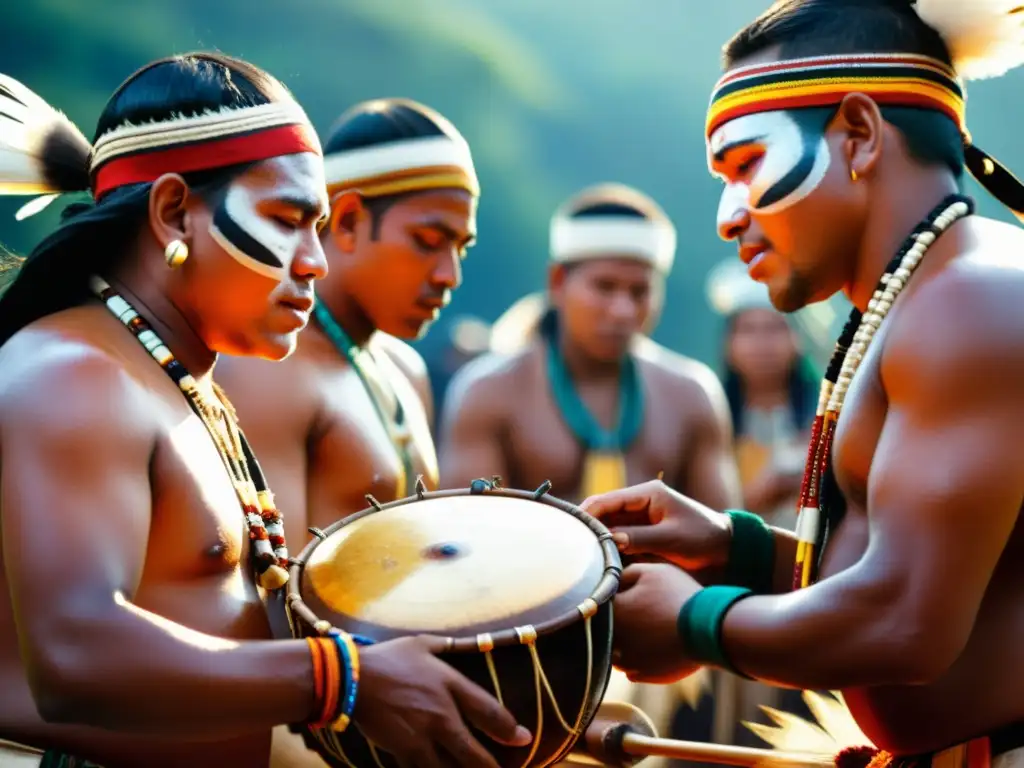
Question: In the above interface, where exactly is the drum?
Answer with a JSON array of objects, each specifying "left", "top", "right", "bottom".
[{"left": 284, "top": 479, "right": 622, "bottom": 768}]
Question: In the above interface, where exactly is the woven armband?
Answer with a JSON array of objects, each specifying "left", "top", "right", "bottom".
[
  {"left": 723, "top": 510, "right": 775, "bottom": 594},
  {"left": 676, "top": 585, "right": 753, "bottom": 677}
]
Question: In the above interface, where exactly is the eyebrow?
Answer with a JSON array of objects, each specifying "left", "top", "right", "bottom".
[
  {"left": 415, "top": 219, "right": 476, "bottom": 247},
  {"left": 274, "top": 193, "right": 329, "bottom": 220},
  {"left": 712, "top": 135, "right": 766, "bottom": 164}
]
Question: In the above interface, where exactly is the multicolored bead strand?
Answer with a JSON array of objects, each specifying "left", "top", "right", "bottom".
[
  {"left": 792, "top": 194, "right": 974, "bottom": 589},
  {"left": 89, "top": 276, "right": 291, "bottom": 590}
]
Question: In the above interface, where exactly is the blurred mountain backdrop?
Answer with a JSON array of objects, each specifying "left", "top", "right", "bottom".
[{"left": 3, "top": 0, "right": 1023, "bottom": 368}]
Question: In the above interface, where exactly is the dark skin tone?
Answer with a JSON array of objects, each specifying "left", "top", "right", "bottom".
[
  {"left": 583, "top": 48, "right": 1024, "bottom": 756},
  {"left": 439, "top": 256, "right": 741, "bottom": 513},
  {"left": 216, "top": 188, "right": 528, "bottom": 768},
  {"left": 726, "top": 308, "right": 807, "bottom": 515},
  {"left": 216, "top": 186, "right": 475, "bottom": 547},
  {"left": 0, "top": 160, "right": 525, "bottom": 768}
]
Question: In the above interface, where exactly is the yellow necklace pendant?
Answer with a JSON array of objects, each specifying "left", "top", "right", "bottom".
[{"left": 580, "top": 451, "right": 628, "bottom": 498}]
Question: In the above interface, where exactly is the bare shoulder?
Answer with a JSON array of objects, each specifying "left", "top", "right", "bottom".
[
  {"left": 0, "top": 320, "right": 157, "bottom": 444},
  {"left": 633, "top": 336, "right": 730, "bottom": 414},
  {"left": 444, "top": 347, "right": 533, "bottom": 413},
  {"left": 373, "top": 332, "right": 429, "bottom": 387},
  {"left": 884, "top": 217, "right": 1024, "bottom": 391}
]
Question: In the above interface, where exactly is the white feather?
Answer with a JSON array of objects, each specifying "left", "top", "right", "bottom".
[
  {"left": 0, "top": 73, "right": 90, "bottom": 202},
  {"left": 914, "top": 0, "right": 1024, "bottom": 80}
]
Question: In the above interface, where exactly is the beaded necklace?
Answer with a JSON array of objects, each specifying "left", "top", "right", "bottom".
[
  {"left": 792, "top": 194, "right": 974, "bottom": 590},
  {"left": 312, "top": 301, "right": 417, "bottom": 497},
  {"left": 89, "top": 276, "right": 291, "bottom": 591}
]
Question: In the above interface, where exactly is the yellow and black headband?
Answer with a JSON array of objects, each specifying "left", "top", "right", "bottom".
[
  {"left": 323, "top": 134, "right": 479, "bottom": 200},
  {"left": 706, "top": 52, "right": 1024, "bottom": 220}
]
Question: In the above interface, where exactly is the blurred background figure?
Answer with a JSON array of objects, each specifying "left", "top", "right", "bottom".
[
  {"left": 707, "top": 259, "right": 820, "bottom": 529},
  {"left": 427, "top": 314, "right": 492, "bottom": 433}
]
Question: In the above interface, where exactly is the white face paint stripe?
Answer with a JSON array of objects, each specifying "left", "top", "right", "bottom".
[
  {"left": 209, "top": 222, "right": 287, "bottom": 281},
  {"left": 708, "top": 111, "right": 832, "bottom": 232},
  {"left": 208, "top": 183, "right": 302, "bottom": 281}
]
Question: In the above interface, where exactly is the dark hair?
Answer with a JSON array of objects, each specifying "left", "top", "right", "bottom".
[
  {"left": 722, "top": 0, "right": 965, "bottom": 177},
  {"left": 720, "top": 311, "right": 821, "bottom": 434},
  {"left": 560, "top": 182, "right": 667, "bottom": 222},
  {"left": 324, "top": 98, "right": 463, "bottom": 238},
  {"left": 0, "top": 52, "right": 295, "bottom": 347}
]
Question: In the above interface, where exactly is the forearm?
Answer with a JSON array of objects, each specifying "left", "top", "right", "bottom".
[
  {"left": 769, "top": 527, "right": 798, "bottom": 594},
  {"left": 718, "top": 567, "right": 926, "bottom": 689},
  {"left": 29, "top": 600, "right": 316, "bottom": 737}
]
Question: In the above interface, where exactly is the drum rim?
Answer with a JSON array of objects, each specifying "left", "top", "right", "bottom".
[{"left": 285, "top": 480, "right": 623, "bottom": 653}]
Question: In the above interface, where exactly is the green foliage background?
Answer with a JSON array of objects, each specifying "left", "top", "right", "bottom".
[{"left": 3, "top": 1, "right": 1023, "bottom": 368}]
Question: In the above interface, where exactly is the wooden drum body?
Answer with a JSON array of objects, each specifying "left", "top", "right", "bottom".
[{"left": 285, "top": 481, "right": 622, "bottom": 768}]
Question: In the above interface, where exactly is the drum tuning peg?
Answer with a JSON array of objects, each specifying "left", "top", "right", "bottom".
[
  {"left": 469, "top": 477, "right": 493, "bottom": 494},
  {"left": 365, "top": 494, "right": 383, "bottom": 511},
  {"left": 307, "top": 527, "right": 327, "bottom": 541},
  {"left": 415, "top": 475, "right": 427, "bottom": 498},
  {"left": 532, "top": 480, "right": 553, "bottom": 499}
]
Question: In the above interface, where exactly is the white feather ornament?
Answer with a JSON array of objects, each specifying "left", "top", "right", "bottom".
[
  {"left": 0, "top": 73, "right": 90, "bottom": 218},
  {"left": 913, "top": 0, "right": 1024, "bottom": 80}
]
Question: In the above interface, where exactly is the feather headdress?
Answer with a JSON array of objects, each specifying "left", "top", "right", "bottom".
[
  {"left": 0, "top": 75, "right": 90, "bottom": 219},
  {"left": 913, "top": 0, "right": 1024, "bottom": 81},
  {"left": 0, "top": 70, "right": 319, "bottom": 220}
]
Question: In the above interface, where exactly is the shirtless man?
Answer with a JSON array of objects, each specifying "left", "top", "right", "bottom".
[
  {"left": 216, "top": 96, "right": 477, "bottom": 549},
  {"left": 214, "top": 97, "right": 479, "bottom": 767},
  {"left": 438, "top": 183, "right": 741, "bottom": 758},
  {"left": 439, "top": 182, "right": 739, "bottom": 508},
  {"left": 0, "top": 58, "right": 524, "bottom": 768},
  {"left": 583, "top": 2, "right": 1024, "bottom": 766}
]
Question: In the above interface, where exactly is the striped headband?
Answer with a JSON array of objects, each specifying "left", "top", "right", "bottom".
[
  {"left": 323, "top": 135, "right": 479, "bottom": 199},
  {"left": 706, "top": 53, "right": 966, "bottom": 139},
  {"left": 706, "top": 52, "right": 1024, "bottom": 221},
  {"left": 90, "top": 101, "right": 321, "bottom": 199}
]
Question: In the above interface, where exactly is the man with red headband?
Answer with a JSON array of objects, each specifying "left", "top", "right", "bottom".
[
  {"left": 0, "top": 57, "right": 526, "bottom": 768},
  {"left": 216, "top": 95, "right": 485, "bottom": 768},
  {"left": 582, "top": 2, "right": 1024, "bottom": 767}
]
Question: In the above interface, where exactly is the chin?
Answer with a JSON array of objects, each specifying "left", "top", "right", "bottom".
[{"left": 250, "top": 333, "right": 299, "bottom": 362}]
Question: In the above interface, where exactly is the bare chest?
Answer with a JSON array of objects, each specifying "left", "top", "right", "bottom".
[
  {"left": 818, "top": 351, "right": 887, "bottom": 577},
  {"left": 504, "top": 373, "right": 689, "bottom": 501},
  {"left": 311, "top": 364, "right": 437, "bottom": 514},
  {"left": 144, "top": 413, "right": 269, "bottom": 639}
]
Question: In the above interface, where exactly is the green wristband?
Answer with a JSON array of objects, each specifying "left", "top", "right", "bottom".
[
  {"left": 723, "top": 510, "right": 775, "bottom": 594},
  {"left": 677, "top": 585, "right": 753, "bottom": 677}
]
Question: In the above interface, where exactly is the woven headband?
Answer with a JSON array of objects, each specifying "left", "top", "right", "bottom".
[
  {"left": 705, "top": 52, "right": 1024, "bottom": 220},
  {"left": 323, "top": 135, "right": 479, "bottom": 199},
  {"left": 90, "top": 101, "right": 321, "bottom": 199}
]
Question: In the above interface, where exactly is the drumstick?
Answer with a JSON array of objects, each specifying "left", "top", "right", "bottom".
[{"left": 568, "top": 702, "right": 834, "bottom": 768}]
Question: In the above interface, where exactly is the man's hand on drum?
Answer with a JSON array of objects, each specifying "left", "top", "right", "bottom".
[
  {"left": 580, "top": 479, "right": 731, "bottom": 571},
  {"left": 610, "top": 563, "right": 705, "bottom": 684},
  {"left": 355, "top": 635, "right": 532, "bottom": 768}
]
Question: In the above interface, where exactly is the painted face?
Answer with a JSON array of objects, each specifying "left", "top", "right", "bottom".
[
  {"left": 208, "top": 183, "right": 304, "bottom": 281},
  {"left": 708, "top": 110, "right": 832, "bottom": 232}
]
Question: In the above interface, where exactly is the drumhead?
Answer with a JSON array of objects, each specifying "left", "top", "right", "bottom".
[{"left": 302, "top": 494, "right": 606, "bottom": 636}]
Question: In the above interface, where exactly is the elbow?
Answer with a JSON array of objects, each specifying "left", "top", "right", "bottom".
[
  {"left": 22, "top": 624, "right": 111, "bottom": 725},
  {"left": 871, "top": 608, "right": 968, "bottom": 686}
]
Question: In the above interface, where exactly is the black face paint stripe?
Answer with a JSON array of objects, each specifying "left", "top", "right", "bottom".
[
  {"left": 713, "top": 136, "right": 766, "bottom": 164},
  {"left": 755, "top": 109, "right": 834, "bottom": 210},
  {"left": 212, "top": 198, "right": 284, "bottom": 269}
]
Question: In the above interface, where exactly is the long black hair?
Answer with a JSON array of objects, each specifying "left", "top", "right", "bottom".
[
  {"left": 723, "top": 0, "right": 965, "bottom": 177},
  {"left": 721, "top": 310, "right": 821, "bottom": 436},
  {"left": 0, "top": 53, "right": 295, "bottom": 347}
]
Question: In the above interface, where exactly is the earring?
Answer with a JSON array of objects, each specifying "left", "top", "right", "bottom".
[
  {"left": 164, "top": 239, "right": 189, "bottom": 268},
  {"left": 850, "top": 168, "right": 859, "bottom": 182}
]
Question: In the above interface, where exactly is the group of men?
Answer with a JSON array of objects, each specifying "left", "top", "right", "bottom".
[{"left": 2, "top": 1, "right": 1024, "bottom": 767}]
